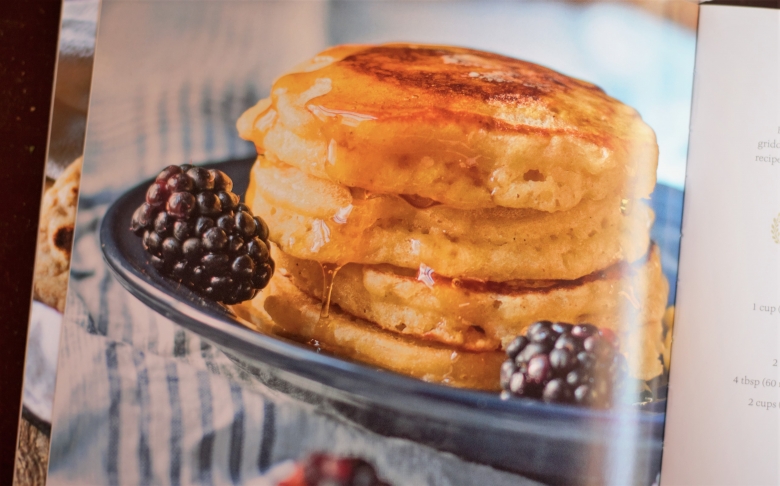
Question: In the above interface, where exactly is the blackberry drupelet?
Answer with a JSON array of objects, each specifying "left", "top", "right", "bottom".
[
  {"left": 278, "top": 453, "right": 390, "bottom": 486},
  {"left": 500, "top": 321, "right": 627, "bottom": 408},
  {"left": 130, "top": 165, "right": 274, "bottom": 305}
]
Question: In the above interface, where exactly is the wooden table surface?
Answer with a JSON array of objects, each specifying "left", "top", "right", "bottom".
[{"left": 14, "top": 418, "right": 49, "bottom": 486}]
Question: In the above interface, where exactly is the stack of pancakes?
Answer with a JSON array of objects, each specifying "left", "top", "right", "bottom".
[{"left": 235, "top": 44, "right": 668, "bottom": 391}]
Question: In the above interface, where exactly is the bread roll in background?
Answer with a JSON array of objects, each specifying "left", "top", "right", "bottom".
[{"left": 33, "top": 158, "right": 82, "bottom": 314}]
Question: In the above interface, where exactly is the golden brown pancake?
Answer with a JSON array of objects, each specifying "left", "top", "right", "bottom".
[
  {"left": 237, "top": 43, "right": 658, "bottom": 212},
  {"left": 273, "top": 244, "right": 668, "bottom": 358},
  {"left": 235, "top": 42, "right": 667, "bottom": 389},
  {"left": 233, "top": 274, "right": 505, "bottom": 391},
  {"left": 245, "top": 157, "right": 653, "bottom": 281},
  {"left": 233, "top": 266, "right": 664, "bottom": 386}
]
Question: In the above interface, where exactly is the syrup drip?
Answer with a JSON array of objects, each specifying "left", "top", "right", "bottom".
[
  {"left": 443, "top": 350, "right": 462, "bottom": 384},
  {"left": 319, "top": 262, "right": 342, "bottom": 319},
  {"left": 307, "top": 104, "right": 377, "bottom": 127},
  {"left": 619, "top": 285, "right": 642, "bottom": 310},
  {"left": 332, "top": 204, "right": 353, "bottom": 224}
]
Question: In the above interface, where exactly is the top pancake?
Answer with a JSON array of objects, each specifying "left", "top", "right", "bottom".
[{"left": 238, "top": 43, "right": 658, "bottom": 212}]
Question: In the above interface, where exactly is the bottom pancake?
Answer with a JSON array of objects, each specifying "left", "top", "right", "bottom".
[
  {"left": 233, "top": 274, "right": 506, "bottom": 391},
  {"left": 234, "top": 272, "right": 666, "bottom": 389},
  {"left": 272, "top": 245, "right": 668, "bottom": 379}
]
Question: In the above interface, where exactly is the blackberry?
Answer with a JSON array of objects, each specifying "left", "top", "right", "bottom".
[
  {"left": 130, "top": 164, "right": 274, "bottom": 305},
  {"left": 279, "top": 453, "right": 390, "bottom": 486},
  {"left": 499, "top": 321, "right": 627, "bottom": 409}
]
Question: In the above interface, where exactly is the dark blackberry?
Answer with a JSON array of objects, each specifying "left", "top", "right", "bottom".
[
  {"left": 278, "top": 453, "right": 390, "bottom": 486},
  {"left": 131, "top": 203, "right": 155, "bottom": 235},
  {"left": 196, "top": 192, "right": 222, "bottom": 216},
  {"left": 226, "top": 234, "right": 244, "bottom": 254},
  {"left": 154, "top": 211, "right": 175, "bottom": 235},
  {"left": 217, "top": 191, "right": 239, "bottom": 212},
  {"left": 161, "top": 237, "right": 181, "bottom": 260},
  {"left": 195, "top": 216, "right": 215, "bottom": 235},
  {"left": 202, "top": 253, "right": 229, "bottom": 274},
  {"left": 130, "top": 164, "right": 274, "bottom": 304},
  {"left": 155, "top": 165, "right": 182, "bottom": 183},
  {"left": 146, "top": 182, "right": 169, "bottom": 209},
  {"left": 254, "top": 216, "right": 270, "bottom": 241},
  {"left": 217, "top": 214, "right": 235, "bottom": 233},
  {"left": 500, "top": 321, "right": 627, "bottom": 409},
  {"left": 182, "top": 238, "right": 202, "bottom": 262},
  {"left": 235, "top": 210, "right": 257, "bottom": 237},
  {"left": 202, "top": 227, "right": 228, "bottom": 252},
  {"left": 172, "top": 220, "right": 192, "bottom": 241},
  {"left": 142, "top": 230, "right": 162, "bottom": 256},
  {"left": 247, "top": 237, "right": 269, "bottom": 261},
  {"left": 166, "top": 173, "right": 194, "bottom": 193},
  {"left": 212, "top": 169, "right": 233, "bottom": 192},
  {"left": 186, "top": 167, "right": 214, "bottom": 191},
  {"left": 167, "top": 192, "right": 196, "bottom": 219},
  {"left": 505, "top": 335, "right": 528, "bottom": 360}
]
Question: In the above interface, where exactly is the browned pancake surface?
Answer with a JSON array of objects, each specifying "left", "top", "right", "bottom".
[{"left": 238, "top": 43, "right": 658, "bottom": 212}]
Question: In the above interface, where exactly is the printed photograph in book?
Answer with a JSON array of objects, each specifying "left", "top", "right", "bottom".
[{"left": 47, "top": 1, "right": 696, "bottom": 485}]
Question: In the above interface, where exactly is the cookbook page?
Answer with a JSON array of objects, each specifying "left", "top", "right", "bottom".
[
  {"left": 44, "top": 2, "right": 696, "bottom": 485},
  {"left": 662, "top": 2, "right": 780, "bottom": 485}
]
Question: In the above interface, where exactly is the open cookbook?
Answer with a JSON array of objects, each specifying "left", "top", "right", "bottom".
[{"left": 13, "top": 0, "right": 780, "bottom": 484}]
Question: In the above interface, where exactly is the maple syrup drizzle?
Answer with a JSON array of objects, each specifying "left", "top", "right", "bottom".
[
  {"left": 443, "top": 350, "right": 462, "bottom": 384},
  {"left": 319, "top": 262, "right": 342, "bottom": 319}
]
